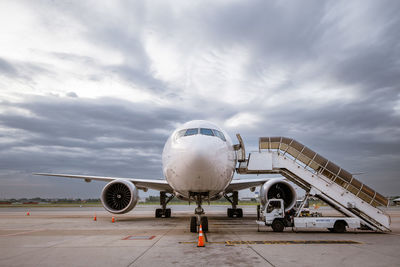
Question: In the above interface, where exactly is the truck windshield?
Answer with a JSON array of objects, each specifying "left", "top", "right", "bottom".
[{"left": 267, "top": 201, "right": 281, "bottom": 212}]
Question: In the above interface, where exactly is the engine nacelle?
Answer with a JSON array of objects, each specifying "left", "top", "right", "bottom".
[
  {"left": 101, "top": 180, "right": 139, "bottom": 214},
  {"left": 260, "top": 178, "right": 297, "bottom": 211}
]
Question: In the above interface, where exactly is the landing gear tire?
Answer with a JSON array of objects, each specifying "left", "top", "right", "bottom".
[
  {"left": 271, "top": 220, "right": 285, "bottom": 232},
  {"left": 155, "top": 208, "right": 171, "bottom": 218},
  {"left": 227, "top": 208, "right": 233, "bottom": 217},
  {"left": 333, "top": 221, "right": 346, "bottom": 233},
  {"left": 190, "top": 216, "right": 197, "bottom": 233},
  {"left": 227, "top": 208, "right": 243, "bottom": 218},
  {"left": 165, "top": 208, "right": 171, "bottom": 218},
  {"left": 237, "top": 208, "right": 243, "bottom": 218},
  {"left": 155, "top": 209, "right": 162, "bottom": 218},
  {"left": 201, "top": 216, "right": 208, "bottom": 232}
]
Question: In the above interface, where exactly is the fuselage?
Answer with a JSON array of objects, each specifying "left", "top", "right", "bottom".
[{"left": 162, "top": 120, "right": 237, "bottom": 200}]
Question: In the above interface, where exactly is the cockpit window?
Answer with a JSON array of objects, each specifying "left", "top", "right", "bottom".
[
  {"left": 213, "top": 129, "right": 226, "bottom": 141},
  {"left": 185, "top": 128, "right": 198, "bottom": 136},
  {"left": 176, "top": 127, "right": 226, "bottom": 142},
  {"left": 200, "top": 128, "right": 214, "bottom": 136},
  {"left": 176, "top": 129, "right": 186, "bottom": 138}
]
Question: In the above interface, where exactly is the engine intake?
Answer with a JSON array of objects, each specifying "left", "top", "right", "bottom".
[
  {"left": 101, "top": 180, "right": 138, "bottom": 214},
  {"left": 260, "top": 179, "right": 297, "bottom": 211}
]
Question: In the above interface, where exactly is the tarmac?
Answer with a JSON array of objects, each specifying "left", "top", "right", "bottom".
[{"left": 0, "top": 205, "right": 399, "bottom": 267}]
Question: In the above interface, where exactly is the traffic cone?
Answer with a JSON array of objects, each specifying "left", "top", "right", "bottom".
[
  {"left": 26, "top": 212, "right": 30, "bottom": 216},
  {"left": 111, "top": 216, "right": 115, "bottom": 223},
  {"left": 93, "top": 214, "right": 97, "bottom": 221},
  {"left": 197, "top": 224, "right": 205, "bottom": 247}
]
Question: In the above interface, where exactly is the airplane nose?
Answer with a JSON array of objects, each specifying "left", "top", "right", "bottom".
[{"left": 184, "top": 143, "right": 214, "bottom": 171}]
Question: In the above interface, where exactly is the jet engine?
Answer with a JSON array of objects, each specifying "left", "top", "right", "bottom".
[
  {"left": 260, "top": 179, "right": 297, "bottom": 211},
  {"left": 101, "top": 180, "right": 139, "bottom": 214}
]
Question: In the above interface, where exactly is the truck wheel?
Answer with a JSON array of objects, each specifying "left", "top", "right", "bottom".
[
  {"left": 333, "top": 221, "right": 346, "bottom": 233},
  {"left": 328, "top": 228, "right": 334, "bottom": 232},
  {"left": 271, "top": 220, "right": 285, "bottom": 232}
]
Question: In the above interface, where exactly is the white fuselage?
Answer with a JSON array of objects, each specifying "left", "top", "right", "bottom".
[{"left": 162, "top": 120, "right": 237, "bottom": 200}]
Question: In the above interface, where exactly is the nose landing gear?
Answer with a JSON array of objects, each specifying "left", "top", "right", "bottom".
[{"left": 189, "top": 193, "right": 208, "bottom": 233}]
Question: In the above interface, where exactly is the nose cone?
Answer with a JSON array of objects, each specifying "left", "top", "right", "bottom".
[{"left": 183, "top": 143, "right": 214, "bottom": 171}]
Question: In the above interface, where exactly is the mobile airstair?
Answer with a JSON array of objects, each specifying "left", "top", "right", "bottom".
[{"left": 235, "top": 136, "right": 390, "bottom": 232}]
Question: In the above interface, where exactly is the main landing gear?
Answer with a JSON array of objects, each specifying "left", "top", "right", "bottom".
[
  {"left": 190, "top": 193, "right": 208, "bottom": 233},
  {"left": 155, "top": 191, "right": 174, "bottom": 218},
  {"left": 224, "top": 191, "right": 243, "bottom": 218}
]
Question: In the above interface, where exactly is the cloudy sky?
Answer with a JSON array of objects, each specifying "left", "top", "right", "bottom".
[{"left": 0, "top": 0, "right": 399, "bottom": 199}]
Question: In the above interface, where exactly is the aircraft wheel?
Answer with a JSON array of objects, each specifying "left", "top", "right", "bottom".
[
  {"left": 165, "top": 208, "right": 171, "bottom": 218},
  {"left": 201, "top": 216, "right": 208, "bottom": 232},
  {"left": 155, "top": 209, "right": 162, "bottom": 218},
  {"left": 227, "top": 208, "right": 233, "bottom": 217},
  {"left": 190, "top": 216, "right": 197, "bottom": 233},
  {"left": 237, "top": 208, "right": 243, "bottom": 218},
  {"left": 271, "top": 220, "right": 285, "bottom": 232}
]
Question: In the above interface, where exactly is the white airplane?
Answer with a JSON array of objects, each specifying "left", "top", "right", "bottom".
[{"left": 35, "top": 120, "right": 296, "bottom": 232}]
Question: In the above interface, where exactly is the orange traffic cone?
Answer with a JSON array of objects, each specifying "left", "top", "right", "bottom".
[
  {"left": 111, "top": 216, "right": 115, "bottom": 223},
  {"left": 93, "top": 214, "right": 97, "bottom": 221},
  {"left": 26, "top": 212, "right": 30, "bottom": 216},
  {"left": 197, "top": 224, "right": 205, "bottom": 247}
]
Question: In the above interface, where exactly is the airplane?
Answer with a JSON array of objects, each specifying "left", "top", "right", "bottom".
[{"left": 35, "top": 120, "right": 296, "bottom": 232}]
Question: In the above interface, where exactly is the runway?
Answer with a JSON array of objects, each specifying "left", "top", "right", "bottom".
[{"left": 1, "top": 205, "right": 399, "bottom": 267}]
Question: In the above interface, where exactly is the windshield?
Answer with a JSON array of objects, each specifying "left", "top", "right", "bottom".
[
  {"left": 213, "top": 129, "right": 226, "bottom": 141},
  {"left": 200, "top": 128, "right": 214, "bottom": 136},
  {"left": 267, "top": 201, "right": 281, "bottom": 213},
  {"left": 175, "top": 128, "right": 226, "bottom": 141},
  {"left": 185, "top": 128, "right": 198, "bottom": 136}
]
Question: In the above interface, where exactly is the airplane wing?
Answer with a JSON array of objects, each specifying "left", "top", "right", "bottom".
[
  {"left": 225, "top": 177, "right": 269, "bottom": 192},
  {"left": 34, "top": 173, "right": 173, "bottom": 192}
]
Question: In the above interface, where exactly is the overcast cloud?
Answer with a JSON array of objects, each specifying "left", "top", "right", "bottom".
[{"left": 0, "top": 0, "right": 399, "bottom": 198}]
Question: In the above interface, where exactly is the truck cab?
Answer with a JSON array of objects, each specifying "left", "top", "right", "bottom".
[{"left": 262, "top": 199, "right": 292, "bottom": 232}]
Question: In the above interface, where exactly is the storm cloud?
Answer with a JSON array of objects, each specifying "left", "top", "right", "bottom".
[{"left": 0, "top": 0, "right": 399, "bottom": 198}]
